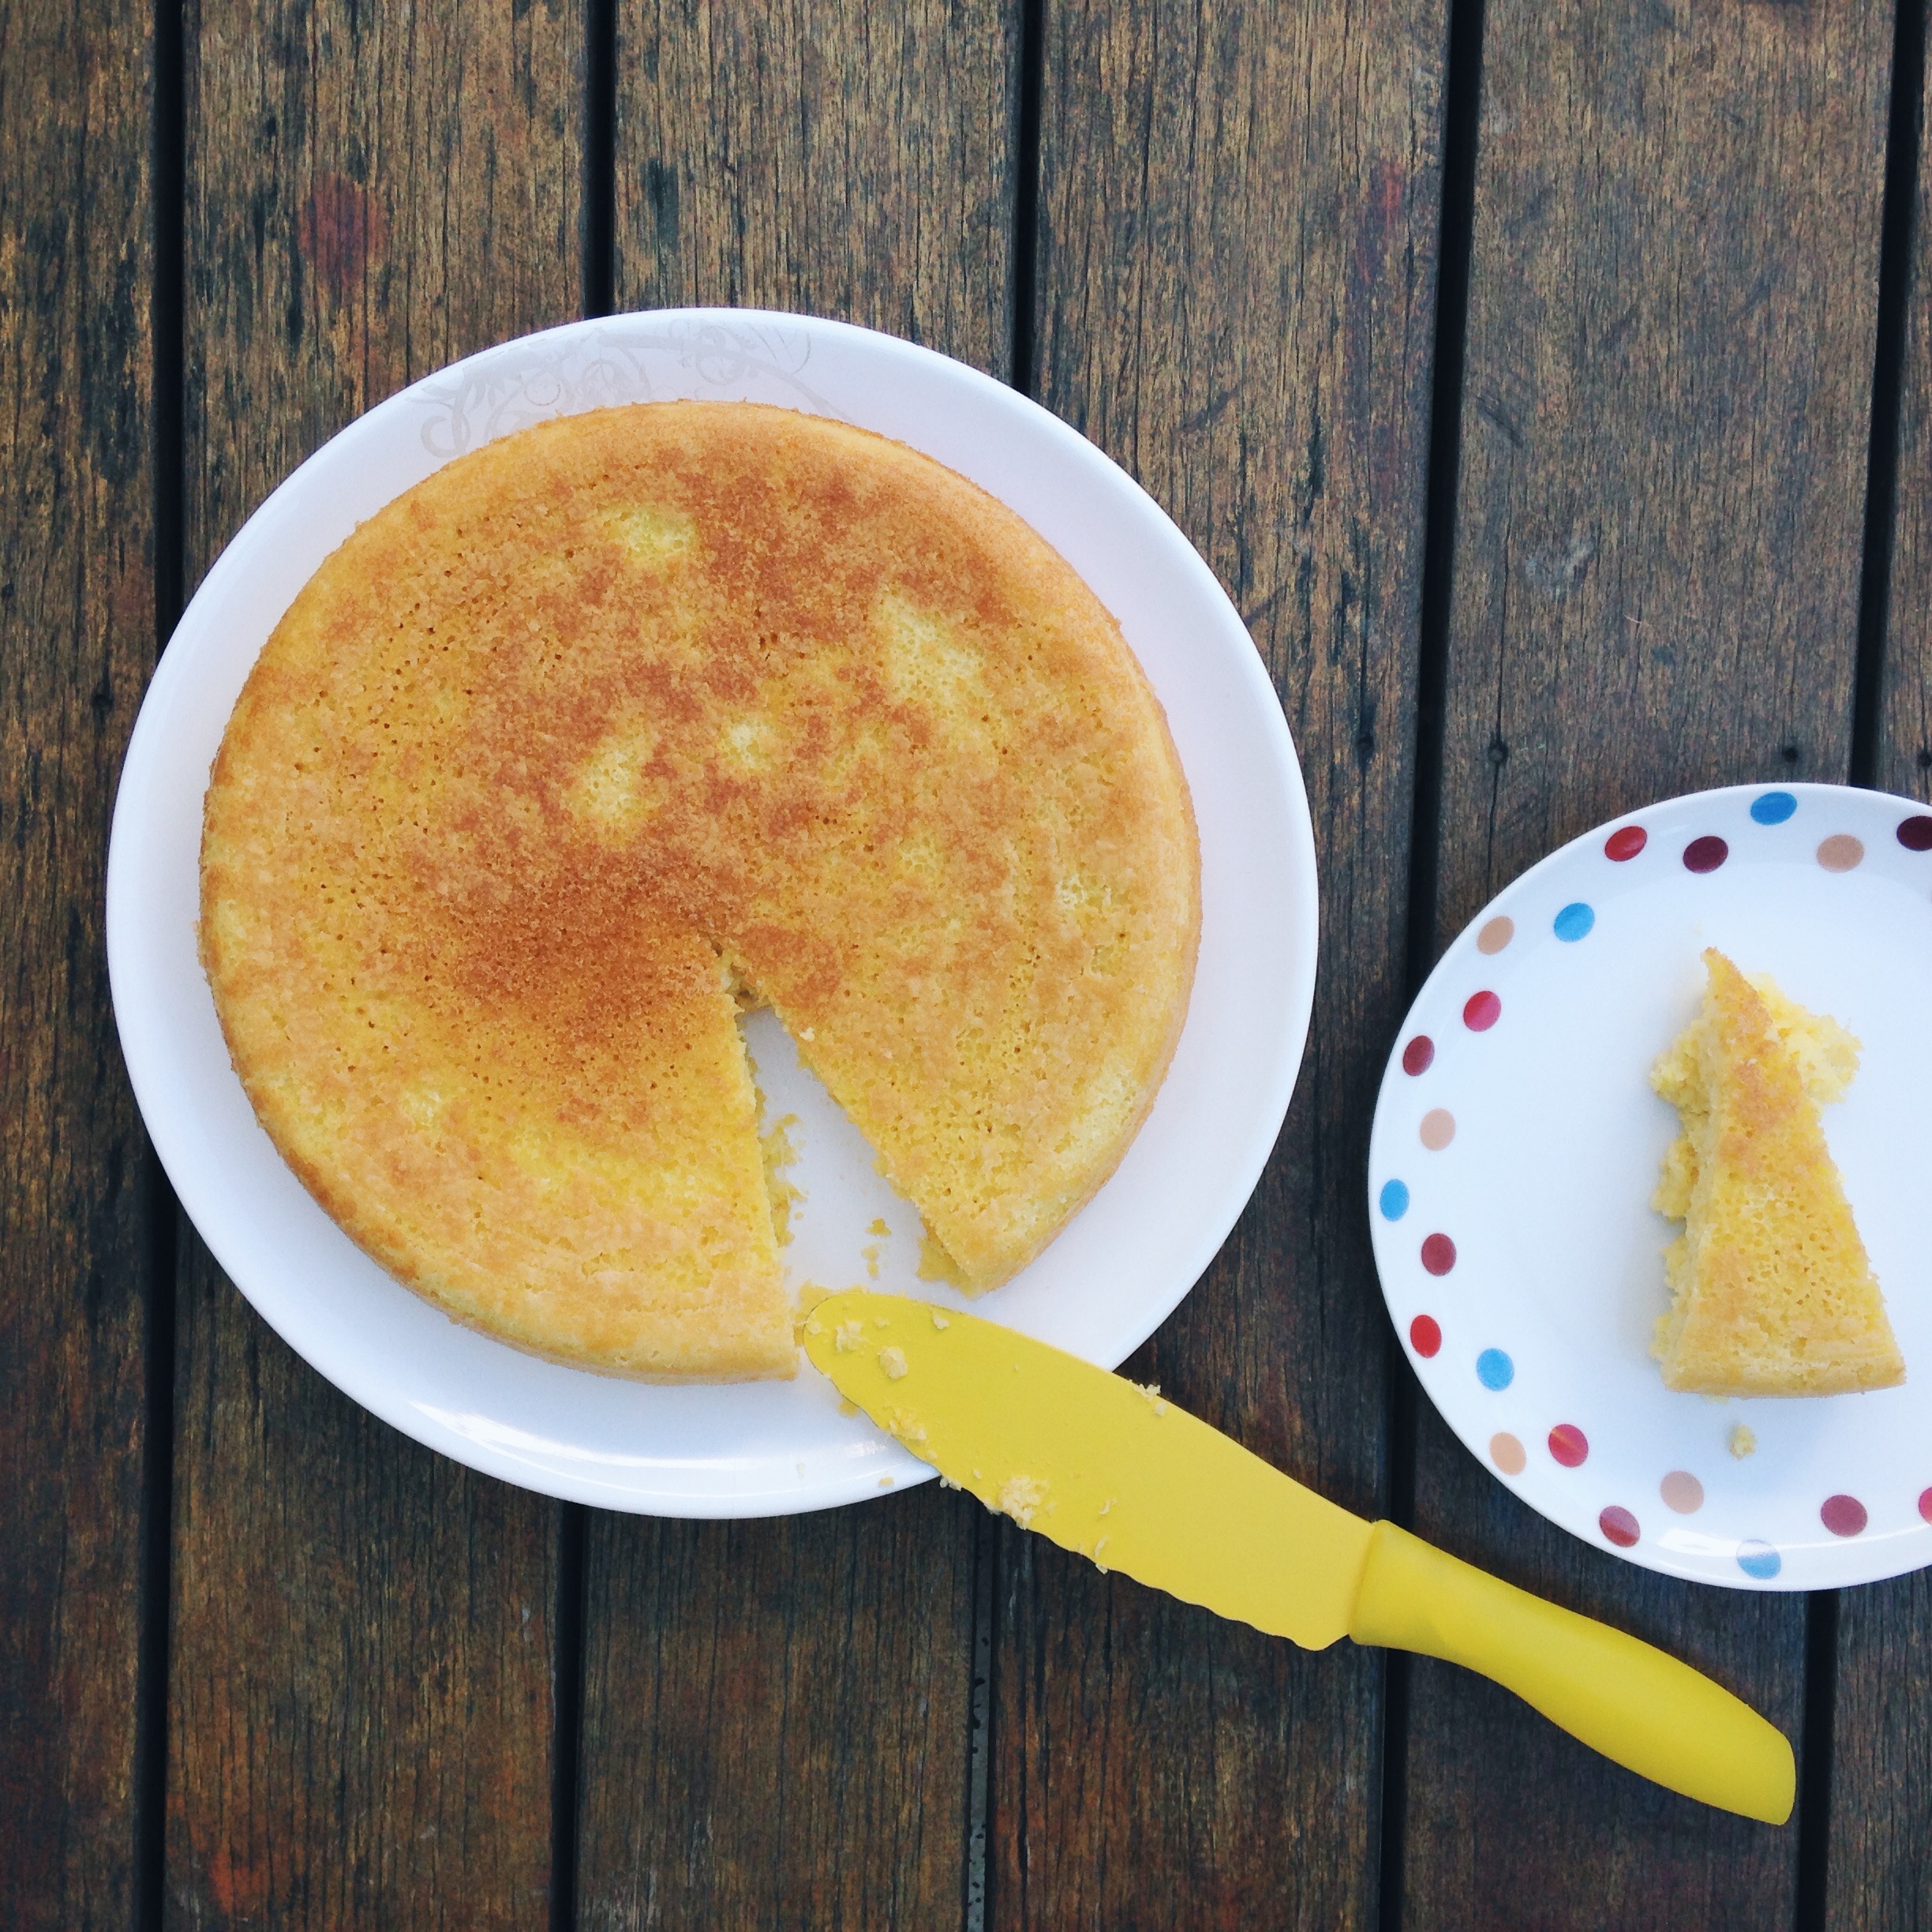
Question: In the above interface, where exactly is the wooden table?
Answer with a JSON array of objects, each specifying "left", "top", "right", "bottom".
[{"left": 8, "top": 2, "right": 1932, "bottom": 1925}]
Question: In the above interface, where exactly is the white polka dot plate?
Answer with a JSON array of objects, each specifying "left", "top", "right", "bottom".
[{"left": 1369, "top": 784, "right": 1932, "bottom": 1589}]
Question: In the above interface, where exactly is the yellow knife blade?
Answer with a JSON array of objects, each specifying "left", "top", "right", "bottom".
[
  {"left": 804, "top": 1290, "right": 1795, "bottom": 1825},
  {"left": 807, "top": 1288, "right": 1368, "bottom": 1644}
]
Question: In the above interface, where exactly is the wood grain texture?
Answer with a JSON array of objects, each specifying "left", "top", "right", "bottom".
[
  {"left": 167, "top": 1242, "right": 564, "bottom": 1930},
  {"left": 1830, "top": 32, "right": 1932, "bottom": 1929},
  {"left": 1880, "top": 26, "right": 1932, "bottom": 811},
  {"left": 186, "top": 0, "right": 584, "bottom": 556},
  {"left": 170, "top": 2, "right": 583, "bottom": 1923},
  {"left": 0, "top": 2, "right": 158, "bottom": 1926},
  {"left": 576, "top": 9, "right": 1020, "bottom": 1923},
  {"left": 1828, "top": 1571, "right": 1932, "bottom": 1930},
  {"left": 998, "top": 3, "right": 1448, "bottom": 1925},
  {"left": 614, "top": 0, "right": 1020, "bottom": 378},
  {"left": 1409, "top": 3, "right": 1892, "bottom": 1925},
  {"left": 580, "top": 1495, "right": 981, "bottom": 1930}
]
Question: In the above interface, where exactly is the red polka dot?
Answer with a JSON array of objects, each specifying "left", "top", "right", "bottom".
[
  {"left": 1821, "top": 1494, "right": 1867, "bottom": 1537},
  {"left": 1899, "top": 815, "right": 1932, "bottom": 853},
  {"left": 1548, "top": 1423, "right": 1589, "bottom": 1468},
  {"left": 1604, "top": 825, "right": 1647, "bottom": 861},
  {"left": 1402, "top": 1035, "right": 1435, "bottom": 1076},
  {"left": 1420, "top": 1234, "right": 1456, "bottom": 1276},
  {"left": 1599, "top": 1507, "right": 1640, "bottom": 1548},
  {"left": 1463, "top": 990, "right": 1501, "bottom": 1032},
  {"left": 1919, "top": 1488, "right": 1932, "bottom": 1526},
  {"left": 1410, "top": 1315, "right": 1442, "bottom": 1358},
  {"left": 1683, "top": 834, "right": 1728, "bottom": 873}
]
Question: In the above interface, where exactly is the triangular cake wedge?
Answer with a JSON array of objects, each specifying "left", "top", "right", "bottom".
[{"left": 1649, "top": 949, "right": 1903, "bottom": 1395}]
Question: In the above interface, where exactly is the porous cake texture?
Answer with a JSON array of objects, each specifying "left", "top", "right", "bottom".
[
  {"left": 200, "top": 402, "right": 1200, "bottom": 1380},
  {"left": 1650, "top": 949, "right": 1903, "bottom": 1396}
]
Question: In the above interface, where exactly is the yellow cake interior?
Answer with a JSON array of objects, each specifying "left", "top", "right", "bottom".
[{"left": 1650, "top": 949, "right": 1903, "bottom": 1396}]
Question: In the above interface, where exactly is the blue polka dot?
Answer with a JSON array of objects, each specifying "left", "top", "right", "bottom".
[
  {"left": 1736, "top": 1541, "right": 1782, "bottom": 1581},
  {"left": 1379, "top": 1179, "right": 1410, "bottom": 1222},
  {"left": 1552, "top": 901, "right": 1595, "bottom": 942},
  {"left": 1476, "top": 1349, "right": 1515, "bottom": 1391},
  {"left": 1751, "top": 791, "right": 1798, "bottom": 826}
]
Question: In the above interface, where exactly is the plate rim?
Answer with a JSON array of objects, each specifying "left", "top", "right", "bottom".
[
  {"left": 107, "top": 307, "right": 1320, "bottom": 1517},
  {"left": 1372, "top": 780, "right": 1932, "bottom": 1589}
]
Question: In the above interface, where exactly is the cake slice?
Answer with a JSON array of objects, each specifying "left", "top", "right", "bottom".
[{"left": 1649, "top": 949, "right": 1903, "bottom": 1395}]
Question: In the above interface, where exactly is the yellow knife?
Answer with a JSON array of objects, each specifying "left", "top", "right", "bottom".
[{"left": 804, "top": 1289, "right": 1794, "bottom": 1825}]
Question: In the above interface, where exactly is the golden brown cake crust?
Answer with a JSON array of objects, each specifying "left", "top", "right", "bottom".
[
  {"left": 1650, "top": 949, "right": 1904, "bottom": 1397},
  {"left": 200, "top": 402, "right": 1200, "bottom": 1379}
]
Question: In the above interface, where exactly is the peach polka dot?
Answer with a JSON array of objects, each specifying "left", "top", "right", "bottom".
[
  {"left": 1817, "top": 834, "right": 1865, "bottom": 873},
  {"left": 1660, "top": 1470, "right": 1704, "bottom": 1515},
  {"left": 1477, "top": 916, "right": 1515, "bottom": 955},
  {"left": 1419, "top": 1109, "right": 1456, "bottom": 1151},
  {"left": 1490, "top": 1432, "right": 1526, "bottom": 1475}
]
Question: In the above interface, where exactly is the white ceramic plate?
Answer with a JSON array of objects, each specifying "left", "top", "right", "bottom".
[
  {"left": 107, "top": 310, "right": 1318, "bottom": 1518},
  {"left": 1371, "top": 784, "right": 1932, "bottom": 1589}
]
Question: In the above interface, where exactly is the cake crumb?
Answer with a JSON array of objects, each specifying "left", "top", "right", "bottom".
[
  {"left": 758, "top": 1111, "right": 806, "bottom": 1245},
  {"left": 868, "top": 1217, "right": 890, "bottom": 1237},
  {"left": 1135, "top": 1382, "right": 1169, "bottom": 1416},
  {"left": 879, "top": 1346, "right": 908, "bottom": 1380},
  {"left": 1728, "top": 1423, "right": 1758, "bottom": 1459},
  {"left": 862, "top": 1242, "right": 883, "bottom": 1279},
  {"left": 998, "top": 1474, "right": 1049, "bottom": 1527},
  {"left": 1098, "top": 1498, "right": 1114, "bottom": 1516},
  {"left": 878, "top": 1476, "right": 893, "bottom": 1488},
  {"left": 834, "top": 1320, "right": 865, "bottom": 1354},
  {"left": 837, "top": 1397, "right": 859, "bottom": 1417},
  {"left": 917, "top": 1222, "right": 968, "bottom": 1289},
  {"left": 887, "top": 1409, "right": 927, "bottom": 1445},
  {"left": 930, "top": 1309, "right": 951, "bottom": 1331}
]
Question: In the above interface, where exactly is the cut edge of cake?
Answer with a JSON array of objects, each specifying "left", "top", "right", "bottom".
[{"left": 1649, "top": 949, "right": 1903, "bottom": 1397}]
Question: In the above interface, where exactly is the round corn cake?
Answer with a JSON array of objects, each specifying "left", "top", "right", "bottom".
[{"left": 200, "top": 402, "right": 1200, "bottom": 1380}]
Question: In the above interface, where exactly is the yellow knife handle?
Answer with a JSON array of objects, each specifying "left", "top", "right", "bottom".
[{"left": 1346, "top": 1521, "right": 1795, "bottom": 1823}]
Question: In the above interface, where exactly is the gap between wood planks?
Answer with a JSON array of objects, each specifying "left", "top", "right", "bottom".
[
  {"left": 544, "top": 7, "right": 620, "bottom": 1928},
  {"left": 1382, "top": 2, "right": 1487, "bottom": 1927},
  {"left": 135, "top": 3, "right": 187, "bottom": 1930},
  {"left": 1799, "top": 0, "right": 1928, "bottom": 1926},
  {"left": 963, "top": 9, "right": 1045, "bottom": 1927}
]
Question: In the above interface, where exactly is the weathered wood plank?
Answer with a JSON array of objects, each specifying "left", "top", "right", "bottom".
[
  {"left": 581, "top": 1496, "right": 982, "bottom": 1930},
  {"left": 576, "top": 6, "right": 1020, "bottom": 1924},
  {"left": 1879, "top": 40, "right": 1932, "bottom": 811},
  {"left": 614, "top": 0, "right": 1018, "bottom": 373},
  {"left": 1828, "top": 1572, "right": 1932, "bottom": 1929},
  {"left": 998, "top": 4, "right": 1448, "bottom": 1926},
  {"left": 1409, "top": 2, "right": 1892, "bottom": 1923},
  {"left": 186, "top": 0, "right": 585, "bottom": 548},
  {"left": 0, "top": 2, "right": 159, "bottom": 1926},
  {"left": 1830, "top": 25, "right": 1932, "bottom": 1927},
  {"left": 167, "top": 1243, "right": 565, "bottom": 1929},
  {"left": 167, "top": 2, "right": 583, "bottom": 1923}
]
